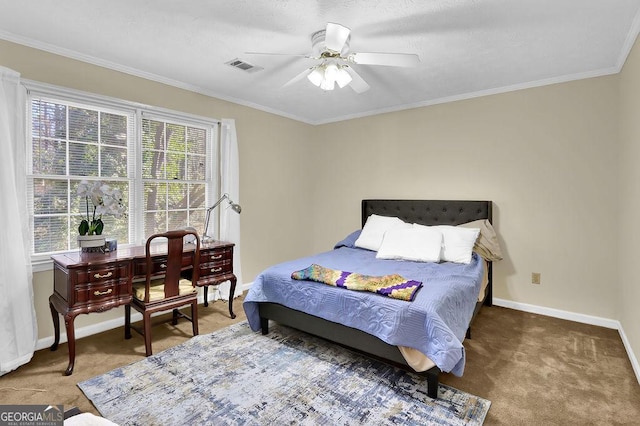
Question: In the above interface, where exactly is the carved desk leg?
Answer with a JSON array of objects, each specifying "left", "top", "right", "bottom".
[
  {"left": 228, "top": 275, "right": 237, "bottom": 319},
  {"left": 62, "top": 313, "right": 77, "bottom": 376},
  {"left": 49, "top": 295, "right": 78, "bottom": 376},
  {"left": 49, "top": 297, "right": 60, "bottom": 351},
  {"left": 202, "top": 277, "right": 237, "bottom": 319}
]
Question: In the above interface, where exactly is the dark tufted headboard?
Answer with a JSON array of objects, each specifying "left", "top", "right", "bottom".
[{"left": 361, "top": 199, "right": 492, "bottom": 227}]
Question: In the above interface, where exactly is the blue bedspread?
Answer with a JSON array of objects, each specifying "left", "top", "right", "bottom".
[{"left": 243, "top": 232, "right": 484, "bottom": 376}]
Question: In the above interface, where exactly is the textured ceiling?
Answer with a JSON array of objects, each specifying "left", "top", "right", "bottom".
[{"left": 1, "top": 1, "right": 639, "bottom": 124}]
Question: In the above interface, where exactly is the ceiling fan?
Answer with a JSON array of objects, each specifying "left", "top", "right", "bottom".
[{"left": 246, "top": 22, "right": 420, "bottom": 93}]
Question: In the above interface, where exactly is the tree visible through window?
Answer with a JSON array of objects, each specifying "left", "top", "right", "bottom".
[{"left": 141, "top": 117, "right": 207, "bottom": 237}]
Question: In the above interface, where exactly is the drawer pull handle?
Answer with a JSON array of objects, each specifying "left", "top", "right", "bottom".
[
  {"left": 211, "top": 267, "right": 222, "bottom": 273},
  {"left": 94, "top": 289, "right": 113, "bottom": 296},
  {"left": 160, "top": 263, "right": 167, "bottom": 269},
  {"left": 93, "top": 272, "right": 113, "bottom": 279},
  {"left": 211, "top": 254, "right": 223, "bottom": 260}
]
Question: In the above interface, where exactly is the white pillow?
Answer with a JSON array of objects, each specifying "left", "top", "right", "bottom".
[
  {"left": 355, "top": 214, "right": 409, "bottom": 251},
  {"left": 433, "top": 225, "right": 480, "bottom": 264},
  {"left": 458, "top": 219, "right": 503, "bottom": 261},
  {"left": 376, "top": 225, "right": 442, "bottom": 262}
]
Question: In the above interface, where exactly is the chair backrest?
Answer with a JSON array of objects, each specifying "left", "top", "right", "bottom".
[{"left": 143, "top": 229, "right": 200, "bottom": 302}]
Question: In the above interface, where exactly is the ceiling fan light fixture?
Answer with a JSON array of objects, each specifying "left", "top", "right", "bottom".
[
  {"left": 307, "top": 66, "right": 325, "bottom": 87},
  {"left": 325, "top": 62, "right": 338, "bottom": 76},
  {"left": 306, "top": 61, "right": 352, "bottom": 91},
  {"left": 319, "top": 76, "right": 335, "bottom": 91},
  {"left": 322, "top": 62, "right": 339, "bottom": 90}
]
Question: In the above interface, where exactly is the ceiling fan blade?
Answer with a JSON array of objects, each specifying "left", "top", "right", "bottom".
[
  {"left": 349, "top": 52, "right": 420, "bottom": 67},
  {"left": 325, "top": 22, "right": 351, "bottom": 53},
  {"left": 343, "top": 66, "right": 370, "bottom": 93},
  {"left": 282, "top": 67, "right": 313, "bottom": 88}
]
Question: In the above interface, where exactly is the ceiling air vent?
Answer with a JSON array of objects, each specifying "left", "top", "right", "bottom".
[{"left": 225, "top": 58, "right": 263, "bottom": 73}]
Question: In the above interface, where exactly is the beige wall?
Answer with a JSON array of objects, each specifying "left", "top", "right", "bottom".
[
  {"left": 0, "top": 36, "right": 635, "bottom": 361},
  {"left": 619, "top": 36, "right": 640, "bottom": 368},
  {"left": 312, "top": 77, "right": 620, "bottom": 319}
]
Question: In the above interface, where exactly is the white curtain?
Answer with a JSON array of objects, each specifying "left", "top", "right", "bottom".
[
  {"left": 217, "top": 119, "right": 242, "bottom": 300},
  {"left": 0, "top": 67, "right": 37, "bottom": 375}
]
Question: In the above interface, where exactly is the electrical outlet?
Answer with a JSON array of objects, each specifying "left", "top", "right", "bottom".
[{"left": 531, "top": 272, "right": 541, "bottom": 285}]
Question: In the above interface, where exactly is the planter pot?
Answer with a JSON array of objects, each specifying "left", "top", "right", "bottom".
[{"left": 78, "top": 234, "right": 106, "bottom": 248}]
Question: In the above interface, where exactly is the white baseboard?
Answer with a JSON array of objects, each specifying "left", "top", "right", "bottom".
[
  {"left": 618, "top": 326, "right": 640, "bottom": 386},
  {"left": 493, "top": 298, "right": 619, "bottom": 329},
  {"left": 493, "top": 297, "right": 640, "bottom": 385}
]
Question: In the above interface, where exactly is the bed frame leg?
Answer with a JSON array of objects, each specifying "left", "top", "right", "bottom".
[
  {"left": 426, "top": 368, "right": 440, "bottom": 399},
  {"left": 260, "top": 317, "right": 269, "bottom": 335}
]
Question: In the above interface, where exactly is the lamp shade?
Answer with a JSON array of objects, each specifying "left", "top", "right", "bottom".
[
  {"left": 307, "top": 67, "right": 324, "bottom": 87},
  {"left": 319, "top": 77, "right": 335, "bottom": 91}
]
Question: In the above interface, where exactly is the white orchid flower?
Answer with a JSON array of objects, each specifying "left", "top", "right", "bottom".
[
  {"left": 77, "top": 179, "right": 127, "bottom": 236},
  {"left": 76, "top": 180, "right": 91, "bottom": 197}
]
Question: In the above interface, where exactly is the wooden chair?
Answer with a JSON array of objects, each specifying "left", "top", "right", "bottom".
[{"left": 125, "top": 229, "right": 200, "bottom": 356}]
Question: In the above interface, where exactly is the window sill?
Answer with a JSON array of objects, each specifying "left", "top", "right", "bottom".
[{"left": 32, "top": 257, "right": 53, "bottom": 273}]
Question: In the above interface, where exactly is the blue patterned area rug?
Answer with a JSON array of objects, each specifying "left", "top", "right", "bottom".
[{"left": 78, "top": 322, "right": 490, "bottom": 425}]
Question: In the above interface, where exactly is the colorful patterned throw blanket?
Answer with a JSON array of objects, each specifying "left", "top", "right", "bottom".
[{"left": 291, "top": 264, "right": 422, "bottom": 301}]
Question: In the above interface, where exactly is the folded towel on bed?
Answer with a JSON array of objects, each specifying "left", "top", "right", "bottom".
[{"left": 291, "top": 264, "right": 422, "bottom": 301}]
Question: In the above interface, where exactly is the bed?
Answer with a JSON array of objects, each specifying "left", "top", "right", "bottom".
[{"left": 243, "top": 199, "right": 495, "bottom": 399}]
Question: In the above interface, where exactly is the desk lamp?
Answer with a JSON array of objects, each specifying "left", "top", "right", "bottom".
[{"left": 202, "top": 193, "right": 241, "bottom": 243}]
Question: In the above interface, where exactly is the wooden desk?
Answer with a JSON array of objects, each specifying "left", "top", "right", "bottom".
[{"left": 49, "top": 241, "right": 236, "bottom": 375}]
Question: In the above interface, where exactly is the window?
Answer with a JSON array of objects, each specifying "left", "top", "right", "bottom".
[
  {"left": 140, "top": 116, "right": 208, "bottom": 237},
  {"left": 27, "top": 84, "right": 218, "bottom": 262}
]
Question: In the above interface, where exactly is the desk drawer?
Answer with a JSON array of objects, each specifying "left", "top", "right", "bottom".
[
  {"left": 140, "top": 256, "right": 168, "bottom": 276},
  {"left": 200, "top": 247, "right": 233, "bottom": 264},
  {"left": 199, "top": 259, "right": 233, "bottom": 278},
  {"left": 73, "top": 279, "right": 130, "bottom": 305},
  {"left": 75, "top": 263, "right": 129, "bottom": 284},
  {"left": 133, "top": 255, "right": 196, "bottom": 277},
  {"left": 199, "top": 246, "right": 233, "bottom": 279}
]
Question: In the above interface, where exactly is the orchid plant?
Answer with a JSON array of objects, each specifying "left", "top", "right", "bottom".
[{"left": 77, "top": 180, "right": 126, "bottom": 236}]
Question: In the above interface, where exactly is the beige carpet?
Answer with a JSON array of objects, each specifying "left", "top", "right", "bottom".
[{"left": 1, "top": 295, "right": 639, "bottom": 425}]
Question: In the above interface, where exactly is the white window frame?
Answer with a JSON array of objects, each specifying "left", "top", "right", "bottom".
[{"left": 25, "top": 81, "right": 220, "bottom": 271}]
